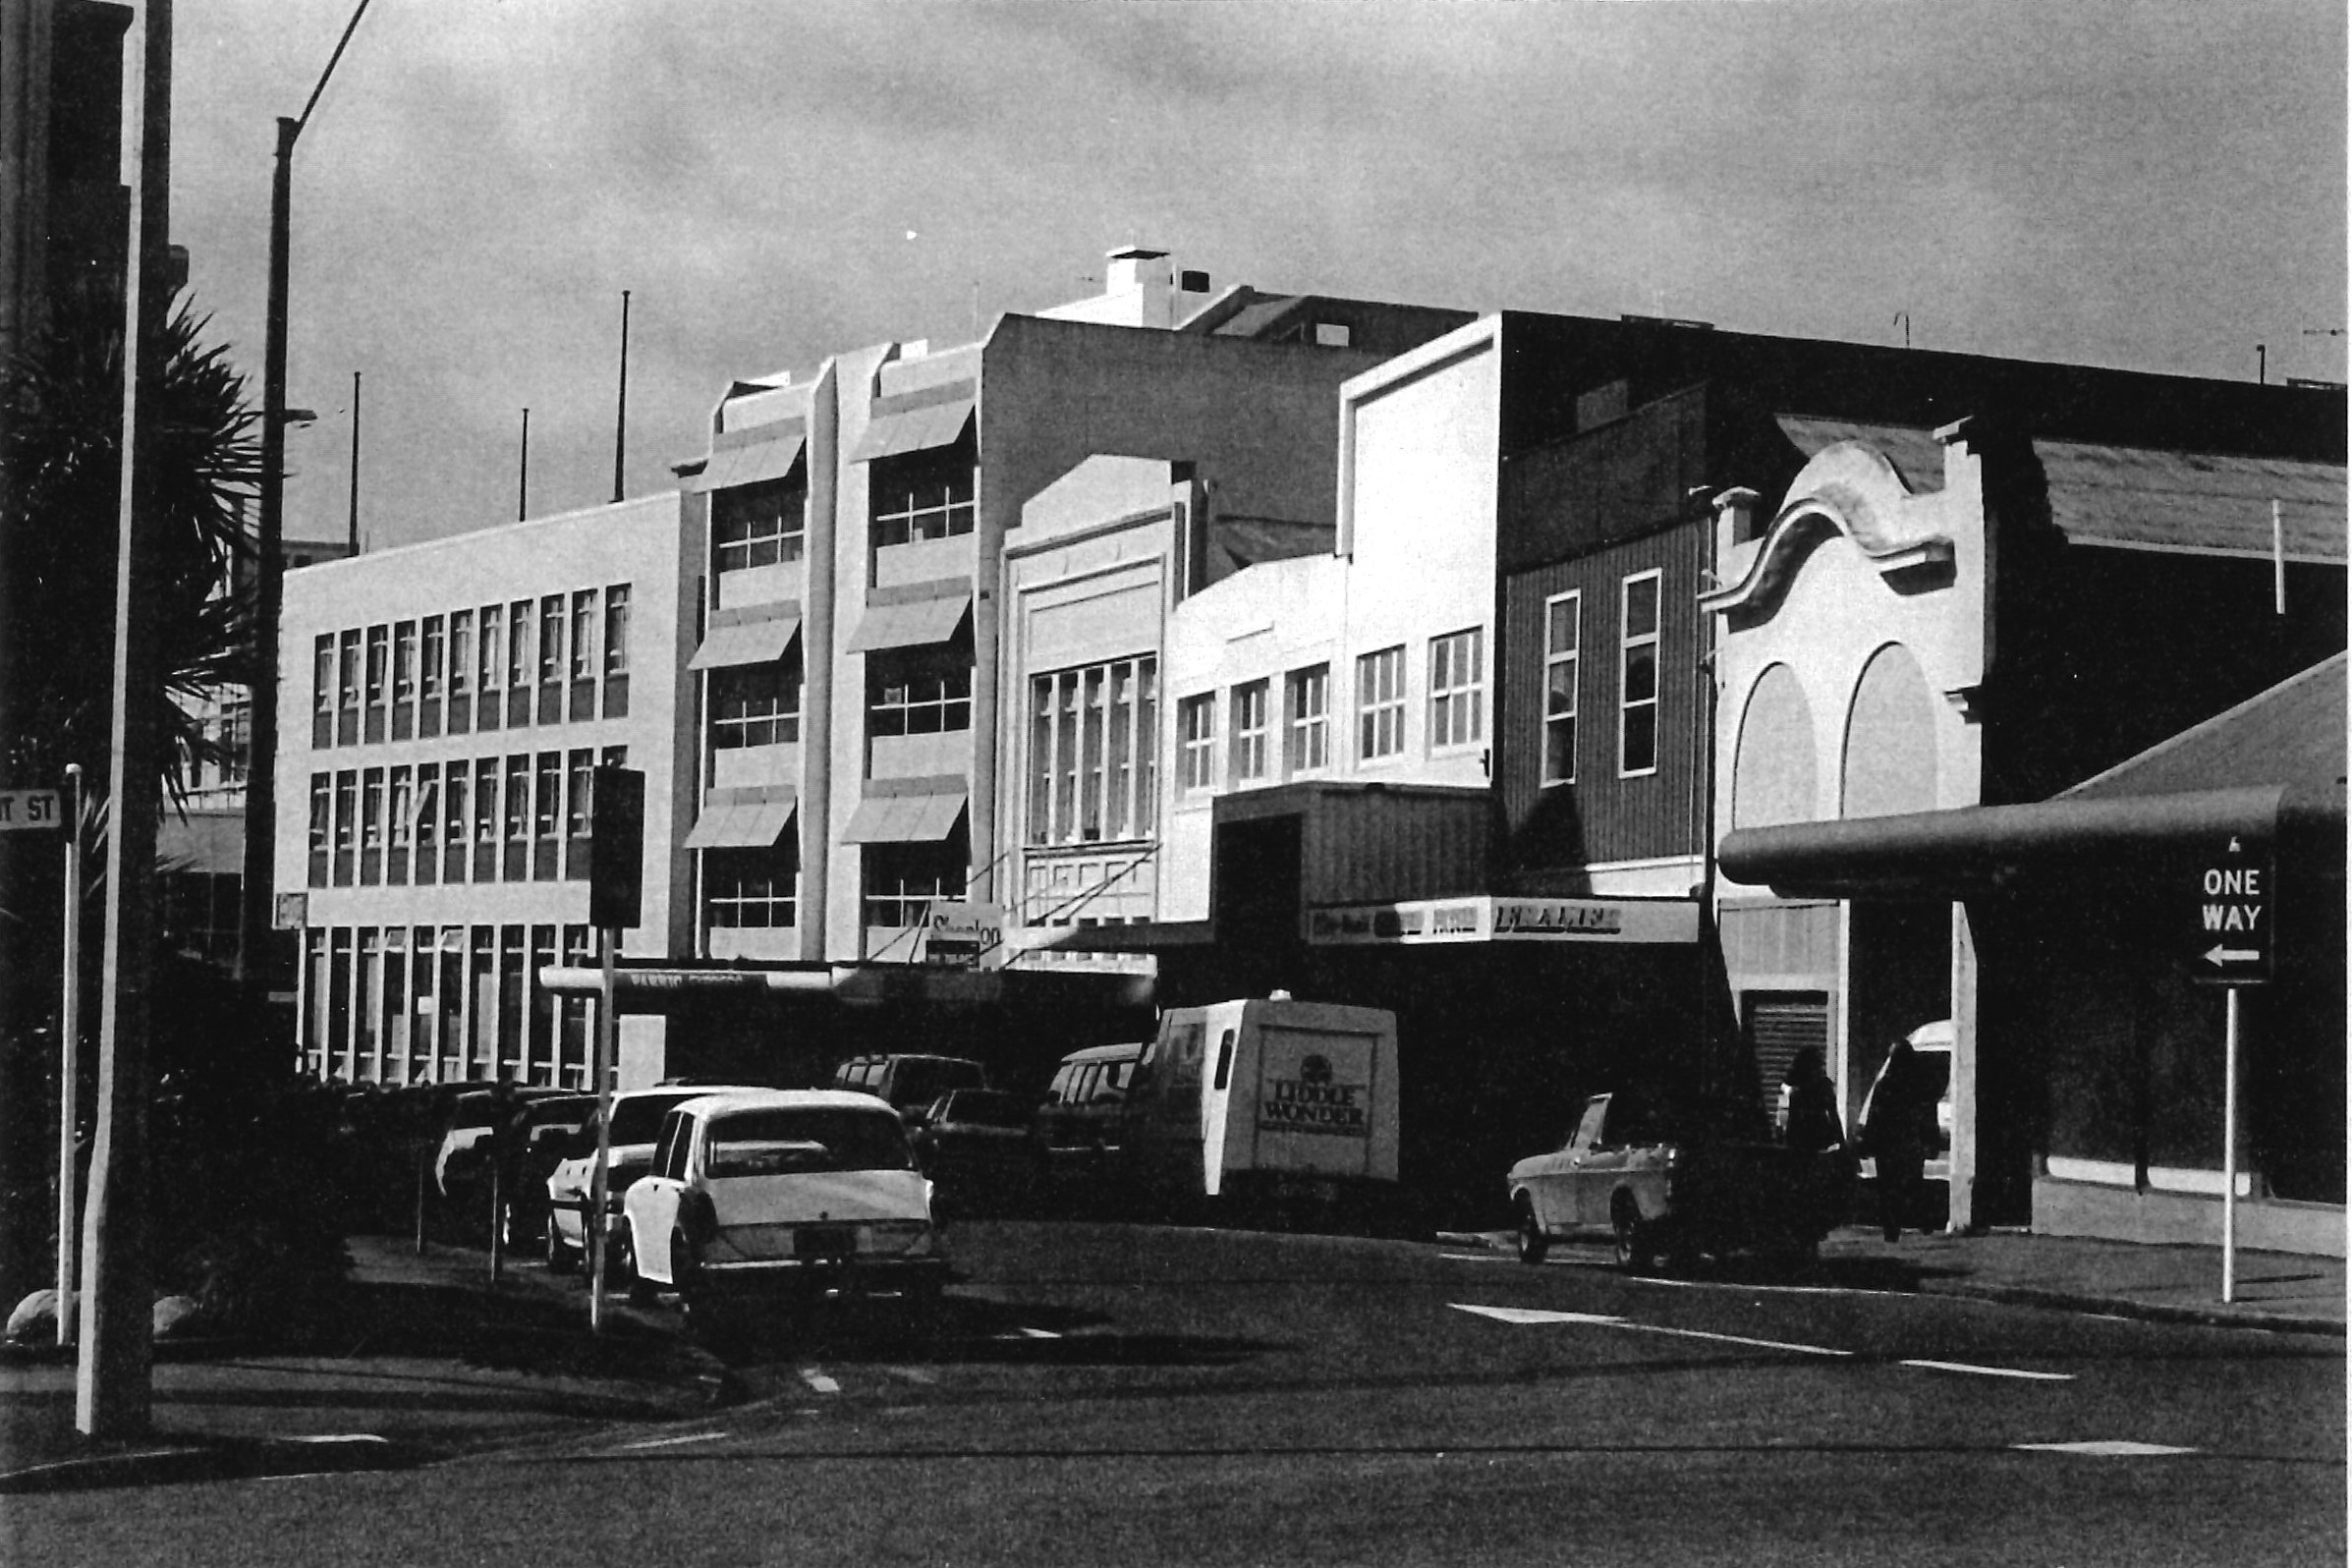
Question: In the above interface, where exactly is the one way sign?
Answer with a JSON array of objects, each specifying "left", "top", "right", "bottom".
[{"left": 2190, "top": 834, "right": 2272, "bottom": 985}]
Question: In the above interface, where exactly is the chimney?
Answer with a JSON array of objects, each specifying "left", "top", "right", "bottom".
[{"left": 1104, "top": 246, "right": 1171, "bottom": 326}]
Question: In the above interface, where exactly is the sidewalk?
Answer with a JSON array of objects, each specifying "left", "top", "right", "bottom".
[
  {"left": 1445, "top": 1223, "right": 2346, "bottom": 1336},
  {"left": 0, "top": 1233, "right": 723, "bottom": 1493}
]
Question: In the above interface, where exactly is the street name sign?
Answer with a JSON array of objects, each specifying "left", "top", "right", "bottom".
[
  {"left": 0, "top": 790, "right": 62, "bottom": 831},
  {"left": 2191, "top": 833, "right": 2271, "bottom": 985}
]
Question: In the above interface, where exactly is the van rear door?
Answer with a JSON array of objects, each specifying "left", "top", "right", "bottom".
[{"left": 1244, "top": 1023, "right": 1382, "bottom": 1180}]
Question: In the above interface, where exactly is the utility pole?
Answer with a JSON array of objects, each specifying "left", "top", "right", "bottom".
[
  {"left": 611, "top": 289, "right": 630, "bottom": 503},
  {"left": 345, "top": 368, "right": 360, "bottom": 555},
  {"left": 518, "top": 407, "right": 529, "bottom": 520},
  {"left": 79, "top": 0, "right": 172, "bottom": 1439},
  {"left": 234, "top": 0, "right": 374, "bottom": 1025}
]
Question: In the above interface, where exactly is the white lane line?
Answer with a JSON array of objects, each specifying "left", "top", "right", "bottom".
[
  {"left": 1018, "top": 1326, "right": 1062, "bottom": 1339},
  {"left": 2014, "top": 1440, "right": 2198, "bottom": 1457},
  {"left": 619, "top": 1430, "right": 729, "bottom": 1451},
  {"left": 1638, "top": 1275, "right": 1869, "bottom": 1298},
  {"left": 884, "top": 1365, "right": 938, "bottom": 1384},
  {"left": 1903, "top": 1359, "right": 2075, "bottom": 1382},
  {"left": 801, "top": 1369, "right": 841, "bottom": 1394},
  {"left": 1440, "top": 1252, "right": 1516, "bottom": 1263},
  {"left": 1451, "top": 1303, "right": 1851, "bottom": 1357},
  {"left": 280, "top": 1433, "right": 389, "bottom": 1445}
]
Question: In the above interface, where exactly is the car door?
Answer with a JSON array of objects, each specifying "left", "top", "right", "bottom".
[
  {"left": 547, "top": 1113, "right": 599, "bottom": 1248},
  {"left": 1563, "top": 1095, "right": 1622, "bottom": 1230},
  {"left": 625, "top": 1109, "right": 692, "bottom": 1283}
]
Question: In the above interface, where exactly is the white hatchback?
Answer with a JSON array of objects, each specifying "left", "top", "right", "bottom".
[{"left": 621, "top": 1090, "right": 947, "bottom": 1316}]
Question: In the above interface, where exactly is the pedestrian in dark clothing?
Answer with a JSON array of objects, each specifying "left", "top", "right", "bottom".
[
  {"left": 1780, "top": 1047, "right": 1845, "bottom": 1154},
  {"left": 1864, "top": 1039, "right": 1934, "bottom": 1242}
]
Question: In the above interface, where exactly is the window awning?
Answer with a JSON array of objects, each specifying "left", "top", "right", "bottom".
[
  {"left": 689, "top": 613, "right": 801, "bottom": 671},
  {"left": 841, "top": 790, "right": 967, "bottom": 845},
  {"left": 851, "top": 388, "right": 976, "bottom": 464},
  {"left": 845, "top": 594, "right": 971, "bottom": 653},
  {"left": 691, "top": 424, "right": 807, "bottom": 493},
  {"left": 685, "top": 791, "right": 799, "bottom": 851}
]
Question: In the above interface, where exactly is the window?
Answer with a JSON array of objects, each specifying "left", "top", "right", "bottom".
[
  {"left": 705, "top": 842, "right": 800, "bottom": 929},
  {"left": 415, "top": 763, "right": 439, "bottom": 886},
  {"left": 714, "top": 477, "right": 807, "bottom": 571},
  {"left": 337, "top": 631, "right": 361, "bottom": 745},
  {"left": 364, "top": 625, "right": 388, "bottom": 709},
  {"left": 1357, "top": 644, "right": 1406, "bottom": 761},
  {"left": 601, "top": 586, "right": 631, "bottom": 718},
  {"left": 441, "top": 764, "right": 469, "bottom": 882},
  {"left": 1284, "top": 664, "right": 1329, "bottom": 775},
  {"left": 1428, "top": 628, "right": 1484, "bottom": 751},
  {"left": 388, "top": 766, "right": 413, "bottom": 884},
  {"left": 308, "top": 773, "right": 330, "bottom": 887},
  {"left": 711, "top": 654, "right": 803, "bottom": 749},
  {"left": 870, "top": 440, "right": 976, "bottom": 548},
  {"left": 473, "top": 758, "right": 500, "bottom": 880},
  {"left": 475, "top": 605, "right": 502, "bottom": 728},
  {"left": 504, "top": 755, "right": 532, "bottom": 879},
  {"left": 507, "top": 598, "right": 533, "bottom": 707},
  {"left": 1542, "top": 590, "right": 1580, "bottom": 785},
  {"left": 1177, "top": 694, "right": 1217, "bottom": 792},
  {"left": 862, "top": 840, "right": 964, "bottom": 929},
  {"left": 393, "top": 621, "right": 418, "bottom": 701},
  {"left": 569, "top": 589, "right": 597, "bottom": 720},
  {"left": 1620, "top": 570, "right": 1660, "bottom": 776},
  {"left": 447, "top": 609, "right": 474, "bottom": 733},
  {"left": 868, "top": 653, "right": 971, "bottom": 737},
  {"left": 1230, "top": 680, "right": 1270, "bottom": 783},
  {"left": 538, "top": 594, "right": 566, "bottom": 723},
  {"left": 1027, "top": 655, "right": 1155, "bottom": 845},
  {"left": 312, "top": 636, "right": 335, "bottom": 748},
  {"left": 219, "top": 699, "right": 250, "bottom": 784},
  {"left": 361, "top": 768, "right": 385, "bottom": 884},
  {"left": 420, "top": 617, "right": 444, "bottom": 701},
  {"left": 532, "top": 753, "right": 561, "bottom": 880},
  {"left": 565, "top": 751, "right": 593, "bottom": 878}
]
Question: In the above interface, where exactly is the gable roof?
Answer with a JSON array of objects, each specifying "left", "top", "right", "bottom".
[
  {"left": 2034, "top": 440, "right": 2347, "bottom": 562},
  {"left": 2063, "top": 652, "right": 2347, "bottom": 802}
]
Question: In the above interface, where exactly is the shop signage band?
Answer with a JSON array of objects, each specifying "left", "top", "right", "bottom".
[{"left": 1304, "top": 895, "right": 1700, "bottom": 947}]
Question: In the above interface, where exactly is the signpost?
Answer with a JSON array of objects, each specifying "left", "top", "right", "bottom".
[
  {"left": 585, "top": 766, "right": 644, "bottom": 1332},
  {"left": 924, "top": 901, "right": 1004, "bottom": 969},
  {"left": 2190, "top": 834, "right": 2272, "bottom": 1303}
]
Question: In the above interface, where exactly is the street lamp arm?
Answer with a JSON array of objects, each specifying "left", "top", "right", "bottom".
[{"left": 296, "top": 0, "right": 378, "bottom": 138}]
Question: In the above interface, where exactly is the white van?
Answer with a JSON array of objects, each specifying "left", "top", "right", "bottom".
[{"left": 1123, "top": 997, "right": 1401, "bottom": 1217}]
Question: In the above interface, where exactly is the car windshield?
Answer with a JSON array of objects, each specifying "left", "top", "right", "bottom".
[
  {"left": 610, "top": 1092, "right": 704, "bottom": 1145},
  {"left": 703, "top": 1107, "right": 914, "bottom": 1177},
  {"left": 942, "top": 1091, "right": 1031, "bottom": 1129}
]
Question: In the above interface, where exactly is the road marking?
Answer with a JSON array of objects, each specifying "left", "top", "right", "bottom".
[
  {"left": 281, "top": 1433, "right": 389, "bottom": 1445},
  {"left": 619, "top": 1430, "right": 728, "bottom": 1451},
  {"left": 2014, "top": 1440, "right": 2198, "bottom": 1457},
  {"left": 1903, "top": 1359, "right": 2075, "bottom": 1381},
  {"left": 801, "top": 1369, "right": 841, "bottom": 1394},
  {"left": 884, "top": 1365, "right": 938, "bottom": 1384},
  {"left": 1451, "top": 1303, "right": 1851, "bottom": 1357},
  {"left": 1440, "top": 1252, "right": 1514, "bottom": 1263}
]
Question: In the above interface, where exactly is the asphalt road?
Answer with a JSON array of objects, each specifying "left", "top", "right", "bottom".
[{"left": 10, "top": 1220, "right": 2343, "bottom": 1567}]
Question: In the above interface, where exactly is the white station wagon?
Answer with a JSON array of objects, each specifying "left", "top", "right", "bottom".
[{"left": 620, "top": 1090, "right": 948, "bottom": 1316}]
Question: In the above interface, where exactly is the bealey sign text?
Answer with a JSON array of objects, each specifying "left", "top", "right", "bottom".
[{"left": 2192, "top": 834, "right": 2272, "bottom": 985}]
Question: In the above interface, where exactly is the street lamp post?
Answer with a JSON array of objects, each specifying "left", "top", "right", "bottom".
[{"left": 236, "top": 1, "right": 374, "bottom": 1032}]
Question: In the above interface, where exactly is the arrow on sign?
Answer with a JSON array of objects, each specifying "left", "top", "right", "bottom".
[{"left": 2202, "top": 945, "right": 2262, "bottom": 966}]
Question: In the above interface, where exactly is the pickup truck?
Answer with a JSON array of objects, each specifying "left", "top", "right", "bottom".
[{"left": 1505, "top": 1091, "right": 1847, "bottom": 1272}]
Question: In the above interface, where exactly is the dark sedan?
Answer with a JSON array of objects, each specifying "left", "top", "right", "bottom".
[{"left": 910, "top": 1089, "right": 1038, "bottom": 1216}]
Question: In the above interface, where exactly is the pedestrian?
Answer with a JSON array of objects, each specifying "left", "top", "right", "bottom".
[
  {"left": 1779, "top": 1047, "right": 1844, "bottom": 1154},
  {"left": 1863, "top": 1038, "right": 1932, "bottom": 1242}
]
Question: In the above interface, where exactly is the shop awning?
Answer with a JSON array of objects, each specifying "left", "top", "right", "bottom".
[
  {"left": 691, "top": 422, "right": 807, "bottom": 493},
  {"left": 1720, "top": 654, "right": 2347, "bottom": 900},
  {"left": 845, "top": 594, "right": 971, "bottom": 652},
  {"left": 840, "top": 790, "right": 967, "bottom": 844},
  {"left": 684, "top": 791, "right": 798, "bottom": 850},
  {"left": 850, "top": 383, "right": 976, "bottom": 464},
  {"left": 689, "top": 612, "right": 801, "bottom": 671}
]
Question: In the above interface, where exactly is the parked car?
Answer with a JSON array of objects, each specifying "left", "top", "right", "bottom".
[
  {"left": 1856, "top": 1020, "right": 1955, "bottom": 1183},
  {"left": 911, "top": 1088, "right": 1038, "bottom": 1214},
  {"left": 1507, "top": 1090, "right": 1848, "bottom": 1272},
  {"left": 433, "top": 1086, "right": 563, "bottom": 1230},
  {"left": 830, "top": 1054, "right": 988, "bottom": 1122},
  {"left": 621, "top": 1089, "right": 947, "bottom": 1320},
  {"left": 544, "top": 1085, "right": 756, "bottom": 1273},
  {"left": 1033, "top": 1041, "right": 1146, "bottom": 1173},
  {"left": 499, "top": 1092, "right": 596, "bottom": 1249}
]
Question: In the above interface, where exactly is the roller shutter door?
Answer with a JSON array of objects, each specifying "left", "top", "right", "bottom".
[{"left": 1744, "top": 992, "right": 1829, "bottom": 1121}]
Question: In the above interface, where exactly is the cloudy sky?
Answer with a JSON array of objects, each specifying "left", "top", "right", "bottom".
[{"left": 169, "top": 1, "right": 2345, "bottom": 553}]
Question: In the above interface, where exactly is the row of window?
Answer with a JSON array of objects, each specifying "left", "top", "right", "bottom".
[
  {"left": 705, "top": 649, "right": 980, "bottom": 753},
  {"left": 301, "top": 922, "right": 601, "bottom": 1089},
  {"left": 694, "top": 839, "right": 967, "bottom": 935},
  {"left": 306, "top": 747, "right": 628, "bottom": 890},
  {"left": 1173, "top": 628, "right": 1484, "bottom": 795},
  {"left": 1025, "top": 655, "right": 1159, "bottom": 847},
  {"left": 706, "top": 442, "right": 975, "bottom": 573},
  {"left": 310, "top": 585, "right": 632, "bottom": 751},
  {"left": 1543, "top": 571, "right": 1660, "bottom": 784}
]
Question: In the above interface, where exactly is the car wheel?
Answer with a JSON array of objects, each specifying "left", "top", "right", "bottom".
[
  {"left": 545, "top": 1214, "right": 578, "bottom": 1274},
  {"left": 1514, "top": 1194, "right": 1549, "bottom": 1265},
  {"left": 1611, "top": 1195, "right": 1655, "bottom": 1275}
]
